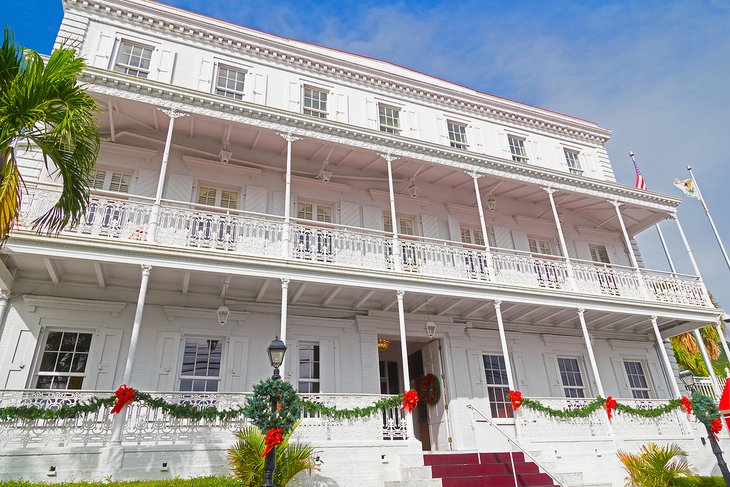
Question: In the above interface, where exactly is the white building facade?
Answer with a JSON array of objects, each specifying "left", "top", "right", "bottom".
[{"left": 0, "top": 0, "right": 726, "bottom": 485}]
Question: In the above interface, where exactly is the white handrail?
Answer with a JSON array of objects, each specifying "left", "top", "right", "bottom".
[{"left": 467, "top": 404, "right": 566, "bottom": 487}]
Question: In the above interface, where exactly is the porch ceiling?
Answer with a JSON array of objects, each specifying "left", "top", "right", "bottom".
[{"left": 96, "top": 94, "right": 669, "bottom": 238}]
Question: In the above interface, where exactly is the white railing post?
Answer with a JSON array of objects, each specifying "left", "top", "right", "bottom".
[
  {"left": 148, "top": 109, "right": 186, "bottom": 242},
  {"left": 673, "top": 212, "right": 714, "bottom": 307},
  {"left": 382, "top": 153, "right": 402, "bottom": 271},
  {"left": 612, "top": 200, "right": 651, "bottom": 300},
  {"left": 279, "top": 278, "right": 290, "bottom": 374},
  {"left": 471, "top": 172, "right": 495, "bottom": 279},
  {"left": 277, "top": 132, "right": 302, "bottom": 259},
  {"left": 544, "top": 187, "right": 576, "bottom": 289},
  {"left": 123, "top": 264, "right": 152, "bottom": 383}
]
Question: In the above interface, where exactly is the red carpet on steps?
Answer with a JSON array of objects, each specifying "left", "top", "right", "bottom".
[{"left": 423, "top": 452, "right": 560, "bottom": 487}]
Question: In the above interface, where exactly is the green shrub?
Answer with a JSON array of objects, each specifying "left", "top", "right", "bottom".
[
  {"left": 0, "top": 477, "right": 240, "bottom": 486},
  {"left": 671, "top": 477, "right": 726, "bottom": 487}
]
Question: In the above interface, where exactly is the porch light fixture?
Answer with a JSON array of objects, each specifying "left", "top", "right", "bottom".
[
  {"left": 407, "top": 178, "right": 419, "bottom": 198},
  {"left": 318, "top": 162, "right": 332, "bottom": 182},
  {"left": 219, "top": 150, "right": 233, "bottom": 164},
  {"left": 267, "top": 336, "right": 287, "bottom": 373},
  {"left": 679, "top": 370, "right": 695, "bottom": 391},
  {"left": 216, "top": 305, "right": 230, "bottom": 326},
  {"left": 486, "top": 194, "right": 497, "bottom": 212},
  {"left": 377, "top": 338, "right": 391, "bottom": 352},
  {"left": 425, "top": 321, "right": 437, "bottom": 339}
]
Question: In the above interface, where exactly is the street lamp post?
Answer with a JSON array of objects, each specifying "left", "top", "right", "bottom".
[{"left": 262, "top": 336, "right": 287, "bottom": 487}]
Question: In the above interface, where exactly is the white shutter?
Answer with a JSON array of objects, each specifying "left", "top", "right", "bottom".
[
  {"left": 252, "top": 73, "right": 268, "bottom": 104},
  {"left": 2, "top": 326, "right": 37, "bottom": 389},
  {"left": 543, "top": 353, "right": 561, "bottom": 397},
  {"left": 89, "top": 328, "right": 122, "bottom": 390},
  {"left": 162, "top": 173, "right": 194, "bottom": 202},
  {"left": 156, "top": 48, "right": 176, "bottom": 83},
  {"left": 436, "top": 115, "right": 447, "bottom": 146},
  {"left": 365, "top": 98, "right": 377, "bottom": 129},
  {"left": 447, "top": 215, "right": 462, "bottom": 242},
  {"left": 362, "top": 206, "right": 383, "bottom": 230},
  {"left": 407, "top": 110, "right": 419, "bottom": 138},
  {"left": 420, "top": 214, "right": 440, "bottom": 239},
  {"left": 511, "top": 230, "right": 530, "bottom": 252},
  {"left": 132, "top": 168, "right": 160, "bottom": 198},
  {"left": 285, "top": 339, "right": 298, "bottom": 383},
  {"left": 513, "top": 353, "right": 529, "bottom": 390},
  {"left": 197, "top": 58, "right": 214, "bottom": 92},
  {"left": 472, "top": 125, "right": 485, "bottom": 153},
  {"left": 466, "top": 350, "right": 485, "bottom": 399},
  {"left": 319, "top": 339, "right": 336, "bottom": 393},
  {"left": 611, "top": 358, "right": 631, "bottom": 398},
  {"left": 270, "top": 191, "right": 285, "bottom": 216},
  {"left": 154, "top": 332, "right": 181, "bottom": 391},
  {"left": 244, "top": 186, "right": 268, "bottom": 214},
  {"left": 225, "top": 336, "right": 249, "bottom": 392},
  {"left": 339, "top": 201, "right": 361, "bottom": 227},
  {"left": 493, "top": 226, "right": 513, "bottom": 249},
  {"left": 335, "top": 93, "right": 349, "bottom": 123},
  {"left": 92, "top": 32, "right": 114, "bottom": 68},
  {"left": 288, "top": 82, "right": 300, "bottom": 112},
  {"left": 648, "top": 361, "right": 668, "bottom": 399},
  {"left": 574, "top": 241, "right": 592, "bottom": 261}
]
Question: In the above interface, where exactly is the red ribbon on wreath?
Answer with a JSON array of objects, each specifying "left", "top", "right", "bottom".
[
  {"left": 604, "top": 396, "right": 617, "bottom": 420},
  {"left": 111, "top": 384, "right": 135, "bottom": 414},
  {"left": 509, "top": 390, "right": 523, "bottom": 411},
  {"left": 680, "top": 396, "right": 692, "bottom": 415},
  {"left": 711, "top": 418, "right": 723, "bottom": 441},
  {"left": 262, "top": 427, "right": 284, "bottom": 457},
  {"left": 401, "top": 389, "right": 419, "bottom": 413}
]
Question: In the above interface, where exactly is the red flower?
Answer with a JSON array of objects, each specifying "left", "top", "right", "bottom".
[
  {"left": 680, "top": 396, "right": 692, "bottom": 415},
  {"left": 401, "top": 389, "right": 419, "bottom": 413},
  {"left": 712, "top": 418, "right": 723, "bottom": 441},
  {"left": 508, "top": 390, "right": 523, "bottom": 410},
  {"left": 111, "top": 384, "right": 135, "bottom": 414},
  {"left": 262, "top": 427, "right": 284, "bottom": 457},
  {"left": 604, "top": 396, "right": 617, "bottom": 420}
]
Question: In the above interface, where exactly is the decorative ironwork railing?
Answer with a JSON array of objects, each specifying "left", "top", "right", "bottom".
[
  {"left": 0, "top": 390, "right": 406, "bottom": 448},
  {"left": 18, "top": 184, "right": 710, "bottom": 308}
]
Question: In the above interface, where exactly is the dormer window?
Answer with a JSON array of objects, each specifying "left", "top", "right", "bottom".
[
  {"left": 378, "top": 105, "right": 401, "bottom": 135},
  {"left": 564, "top": 149, "right": 583, "bottom": 176},
  {"left": 114, "top": 41, "right": 153, "bottom": 78},
  {"left": 447, "top": 121, "right": 468, "bottom": 149},
  {"left": 303, "top": 86, "right": 328, "bottom": 118},
  {"left": 508, "top": 135, "right": 528, "bottom": 163},
  {"left": 215, "top": 65, "right": 246, "bottom": 100}
]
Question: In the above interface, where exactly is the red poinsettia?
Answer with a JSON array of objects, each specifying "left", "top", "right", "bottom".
[
  {"left": 712, "top": 418, "right": 723, "bottom": 440},
  {"left": 680, "top": 396, "right": 692, "bottom": 415},
  {"left": 401, "top": 389, "right": 419, "bottom": 413},
  {"left": 111, "top": 384, "right": 135, "bottom": 414},
  {"left": 262, "top": 427, "right": 284, "bottom": 457},
  {"left": 508, "top": 390, "right": 523, "bottom": 410},
  {"left": 604, "top": 396, "right": 617, "bottom": 420}
]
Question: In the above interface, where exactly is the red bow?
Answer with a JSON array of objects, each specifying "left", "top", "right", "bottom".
[
  {"left": 604, "top": 396, "right": 617, "bottom": 420},
  {"left": 401, "top": 389, "right": 419, "bottom": 413},
  {"left": 711, "top": 418, "right": 723, "bottom": 441},
  {"left": 262, "top": 427, "right": 284, "bottom": 457},
  {"left": 509, "top": 390, "right": 523, "bottom": 411},
  {"left": 680, "top": 396, "right": 692, "bottom": 415},
  {"left": 111, "top": 384, "right": 135, "bottom": 414}
]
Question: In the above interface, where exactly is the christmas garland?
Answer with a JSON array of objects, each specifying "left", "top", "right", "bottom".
[
  {"left": 691, "top": 391, "right": 720, "bottom": 426},
  {"left": 417, "top": 374, "right": 441, "bottom": 406},
  {"left": 243, "top": 379, "right": 302, "bottom": 434},
  {"left": 0, "top": 395, "right": 116, "bottom": 421},
  {"left": 300, "top": 394, "right": 403, "bottom": 420}
]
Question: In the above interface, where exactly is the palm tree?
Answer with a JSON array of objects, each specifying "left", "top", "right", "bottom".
[
  {"left": 0, "top": 27, "right": 99, "bottom": 245},
  {"left": 617, "top": 443, "right": 693, "bottom": 486}
]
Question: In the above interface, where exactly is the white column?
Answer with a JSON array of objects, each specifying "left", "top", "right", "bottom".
[
  {"left": 544, "top": 187, "right": 576, "bottom": 286},
  {"left": 279, "top": 278, "right": 290, "bottom": 374},
  {"left": 383, "top": 153, "right": 402, "bottom": 271},
  {"left": 695, "top": 328, "right": 722, "bottom": 396},
  {"left": 277, "top": 132, "right": 302, "bottom": 258},
  {"left": 650, "top": 316, "right": 682, "bottom": 398},
  {"left": 395, "top": 289, "right": 415, "bottom": 439},
  {"left": 471, "top": 172, "right": 495, "bottom": 278},
  {"left": 613, "top": 201, "right": 650, "bottom": 299},
  {"left": 123, "top": 264, "right": 152, "bottom": 383},
  {"left": 673, "top": 213, "right": 714, "bottom": 306},
  {"left": 577, "top": 308, "right": 605, "bottom": 397},
  {"left": 493, "top": 300, "right": 515, "bottom": 391},
  {"left": 148, "top": 109, "right": 186, "bottom": 242},
  {"left": 716, "top": 322, "right": 730, "bottom": 367}
]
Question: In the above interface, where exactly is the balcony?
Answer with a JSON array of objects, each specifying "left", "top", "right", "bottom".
[{"left": 18, "top": 183, "right": 709, "bottom": 308}]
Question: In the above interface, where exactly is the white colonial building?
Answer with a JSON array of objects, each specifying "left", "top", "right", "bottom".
[{"left": 0, "top": 0, "right": 727, "bottom": 485}]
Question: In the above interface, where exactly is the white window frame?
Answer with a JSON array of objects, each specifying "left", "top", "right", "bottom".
[
  {"left": 623, "top": 359, "right": 654, "bottom": 399},
  {"left": 177, "top": 335, "right": 225, "bottom": 393},
  {"left": 302, "top": 85, "right": 329, "bottom": 119},
  {"left": 447, "top": 120, "right": 468, "bottom": 149},
  {"left": 528, "top": 236, "right": 555, "bottom": 256},
  {"left": 33, "top": 328, "right": 95, "bottom": 390},
  {"left": 383, "top": 213, "right": 417, "bottom": 236},
  {"left": 482, "top": 353, "right": 514, "bottom": 419},
  {"left": 460, "top": 226, "right": 485, "bottom": 246},
  {"left": 92, "top": 168, "right": 133, "bottom": 193},
  {"left": 113, "top": 39, "right": 154, "bottom": 78},
  {"left": 214, "top": 64, "right": 247, "bottom": 100},
  {"left": 298, "top": 341, "right": 321, "bottom": 393},
  {"left": 378, "top": 104, "right": 402, "bottom": 135},
  {"left": 556, "top": 356, "right": 589, "bottom": 398},
  {"left": 564, "top": 149, "right": 583, "bottom": 176},
  {"left": 296, "top": 200, "right": 334, "bottom": 224},
  {"left": 196, "top": 184, "right": 240, "bottom": 210},
  {"left": 589, "top": 244, "right": 611, "bottom": 264},
  {"left": 508, "top": 135, "right": 528, "bottom": 163}
]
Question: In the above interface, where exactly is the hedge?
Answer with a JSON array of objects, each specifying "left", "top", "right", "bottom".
[
  {"left": 671, "top": 477, "right": 726, "bottom": 487},
  {"left": 0, "top": 478, "right": 240, "bottom": 487}
]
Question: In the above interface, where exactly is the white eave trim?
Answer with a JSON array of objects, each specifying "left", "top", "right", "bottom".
[{"left": 23, "top": 294, "right": 127, "bottom": 317}]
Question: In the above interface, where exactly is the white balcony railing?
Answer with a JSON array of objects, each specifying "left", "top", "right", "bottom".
[
  {"left": 0, "top": 390, "right": 407, "bottom": 448},
  {"left": 18, "top": 184, "right": 710, "bottom": 308}
]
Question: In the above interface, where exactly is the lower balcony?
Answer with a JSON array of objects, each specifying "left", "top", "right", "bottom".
[{"left": 18, "top": 184, "right": 709, "bottom": 308}]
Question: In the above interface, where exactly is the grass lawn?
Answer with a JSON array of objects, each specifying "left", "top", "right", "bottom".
[{"left": 0, "top": 478, "right": 239, "bottom": 486}]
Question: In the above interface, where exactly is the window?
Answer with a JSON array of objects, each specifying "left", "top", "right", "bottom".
[
  {"left": 197, "top": 186, "right": 238, "bottom": 209},
  {"left": 461, "top": 227, "right": 485, "bottom": 246},
  {"left": 35, "top": 331, "right": 93, "bottom": 390},
  {"left": 298, "top": 342, "right": 320, "bottom": 393},
  {"left": 624, "top": 361, "right": 651, "bottom": 399},
  {"left": 589, "top": 244, "right": 610, "bottom": 264},
  {"left": 303, "top": 86, "right": 328, "bottom": 118},
  {"left": 528, "top": 238, "right": 553, "bottom": 255},
  {"left": 564, "top": 149, "right": 583, "bottom": 175},
  {"left": 91, "top": 170, "right": 132, "bottom": 193},
  {"left": 447, "top": 121, "right": 468, "bottom": 149},
  {"left": 557, "top": 357, "right": 586, "bottom": 398},
  {"left": 215, "top": 65, "right": 246, "bottom": 100},
  {"left": 508, "top": 136, "right": 528, "bottom": 163},
  {"left": 379, "top": 360, "right": 400, "bottom": 394},
  {"left": 589, "top": 244, "right": 619, "bottom": 295},
  {"left": 383, "top": 214, "right": 416, "bottom": 236},
  {"left": 179, "top": 337, "right": 223, "bottom": 392},
  {"left": 114, "top": 41, "right": 153, "bottom": 78},
  {"left": 378, "top": 105, "right": 401, "bottom": 135},
  {"left": 483, "top": 355, "right": 513, "bottom": 418},
  {"left": 297, "top": 202, "right": 333, "bottom": 223}
]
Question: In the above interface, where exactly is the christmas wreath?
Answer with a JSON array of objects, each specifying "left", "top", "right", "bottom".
[
  {"left": 243, "top": 379, "right": 301, "bottom": 435},
  {"left": 417, "top": 374, "right": 441, "bottom": 406}
]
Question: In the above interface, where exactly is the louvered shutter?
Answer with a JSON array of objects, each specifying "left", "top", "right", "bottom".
[
  {"left": 163, "top": 173, "right": 194, "bottom": 202},
  {"left": 270, "top": 191, "right": 285, "bottom": 216},
  {"left": 132, "top": 168, "right": 160, "bottom": 198},
  {"left": 492, "top": 226, "right": 513, "bottom": 249},
  {"left": 362, "top": 206, "right": 383, "bottom": 230},
  {"left": 244, "top": 186, "right": 268, "bottom": 213},
  {"left": 447, "top": 215, "right": 462, "bottom": 242},
  {"left": 420, "top": 215, "right": 441, "bottom": 239},
  {"left": 339, "top": 201, "right": 361, "bottom": 227},
  {"left": 511, "top": 230, "right": 530, "bottom": 252}
]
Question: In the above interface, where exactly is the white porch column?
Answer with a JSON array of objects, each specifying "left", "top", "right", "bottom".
[
  {"left": 395, "top": 289, "right": 415, "bottom": 439},
  {"left": 123, "top": 264, "right": 152, "bottom": 384},
  {"left": 383, "top": 153, "right": 402, "bottom": 271},
  {"left": 544, "top": 187, "right": 576, "bottom": 287},
  {"left": 673, "top": 213, "right": 714, "bottom": 307},
  {"left": 279, "top": 278, "right": 290, "bottom": 373},
  {"left": 694, "top": 328, "right": 722, "bottom": 396},
  {"left": 650, "top": 316, "right": 682, "bottom": 398},
  {"left": 716, "top": 322, "right": 730, "bottom": 369},
  {"left": 612, "top": 201, "right": 650, "bottom": 299},
  {"left": 493, "top": 301, "right": 515, "bottom": 391},
  {"left": 148, "top": 109, "right": 186, "bottom": 242},
  {"left": 577, "top": 308, "right": 605, "bottom": 397},
  {"left": 471, "top": 172, "right": 495, "bottom": 278},
  {"left": 277, "top": 132, "right": 302, "bottom": 258}
]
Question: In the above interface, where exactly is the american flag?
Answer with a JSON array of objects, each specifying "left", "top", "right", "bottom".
[{"left": 630, "top": 152, "right": 647, "bottom": 190}]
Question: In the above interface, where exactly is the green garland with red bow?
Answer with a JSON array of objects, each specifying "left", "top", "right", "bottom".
[{"left": 417, "top": 374, "right": 441, "bottom": 406}]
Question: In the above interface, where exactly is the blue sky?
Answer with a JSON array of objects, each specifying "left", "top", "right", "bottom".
[{"left": 5, "top": 0, "right": 730, "bottom": 314}]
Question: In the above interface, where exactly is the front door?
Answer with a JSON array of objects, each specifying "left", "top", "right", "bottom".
[{"left": 421, "top": 340, "right": 451, "bottom": 451}]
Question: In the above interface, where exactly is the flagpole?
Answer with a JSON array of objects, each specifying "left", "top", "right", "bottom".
[{"left": 687, "top": 165, "right": 730, "bottom": 271}]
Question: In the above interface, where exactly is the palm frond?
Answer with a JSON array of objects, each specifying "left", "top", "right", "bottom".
[{"left": 0, "top": 146, "right": 23, "bottom": 243}]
